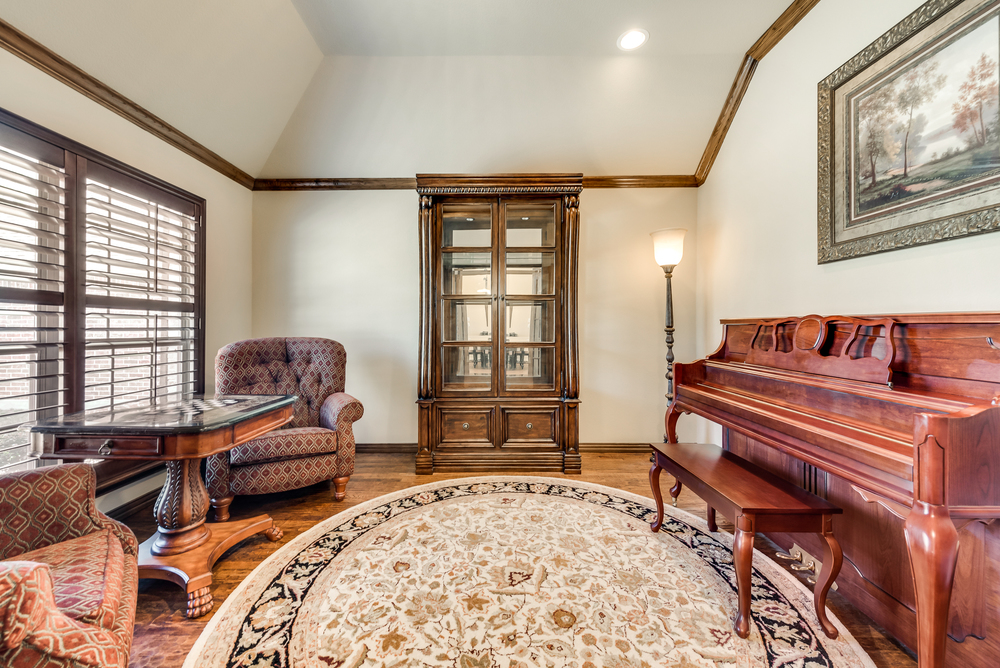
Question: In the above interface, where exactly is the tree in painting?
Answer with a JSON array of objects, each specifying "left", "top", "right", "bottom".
[
  {"left": 953, "top": 54, "right": 999, "bottom": 147},
  {"left": 895, "top": 61, "right": 946, "bottom": 177},
  {"left": 858, "top": 83, "right": 900, "bottom": 187},
  {"left": 853, "top": 16, "right": 1000, "bottom": 218}
]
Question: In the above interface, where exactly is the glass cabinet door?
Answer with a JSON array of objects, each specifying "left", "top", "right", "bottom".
[
  {"left": 440, "top": 203, "right": 495, "bottom": 392},
  {"left": 501, "top": 201, "right": 557, "bottom": 392}
]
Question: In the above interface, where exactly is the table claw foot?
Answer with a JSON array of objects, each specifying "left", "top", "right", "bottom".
[
  {"left": 186, "top": 586, "right": 214, "bottom": 618},
  {"left": 264, "top": 525, "right": 284, "bottom": 542}
]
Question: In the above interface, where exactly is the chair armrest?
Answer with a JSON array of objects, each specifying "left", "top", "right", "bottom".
[
  {"left": 0, "top": 464, "right": 137, "bottom": 559},
  {"left": 0, "top": 561, "right": 126, "bottom": 665},
  {"left": 0, "top": 561, "right": 49, "bottom": 650},
  {"left": 319, "top": 393, "right": 364, "bottom": 434}
]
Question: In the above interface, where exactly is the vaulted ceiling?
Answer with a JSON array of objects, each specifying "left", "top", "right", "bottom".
[{"left": 0, "top": 0, "right": 795, "bottom": 179}]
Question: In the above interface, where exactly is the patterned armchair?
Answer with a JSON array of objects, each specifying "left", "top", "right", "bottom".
[
  {"left": 207, "top": 337, "right": 363, "bottom": 521},
  {"left": 0, "top": 464, "right": 138, "bottom": 668}
]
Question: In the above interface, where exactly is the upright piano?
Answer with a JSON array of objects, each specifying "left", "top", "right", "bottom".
[{"left": 666, "top": 313, "right": 1000, "bottom": 668}]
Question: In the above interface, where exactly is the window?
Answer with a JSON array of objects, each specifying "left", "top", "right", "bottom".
[{"left": 0, "top": 109, "right": 205, "bottom": 484}]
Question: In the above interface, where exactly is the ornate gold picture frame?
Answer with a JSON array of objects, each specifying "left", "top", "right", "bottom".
[{"left": 818, "top": 0, "right": 1000, "bottom": 262}]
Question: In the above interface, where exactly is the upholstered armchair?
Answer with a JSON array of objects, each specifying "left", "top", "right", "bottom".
[
  {"left": 206, "top": 337, "right": 363, "bottom": 521},
  {"left": 0, "top": 463, "right": 138, "bottom": 668}
]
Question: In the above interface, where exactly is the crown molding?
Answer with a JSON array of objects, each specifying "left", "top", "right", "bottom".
[
  {"left": 2, "top": 1, "right": 818, "bottom": 192},
  {"left": 0, "top": 18, "right": 255, "bottom": 189},
  {"left": 695, "top": 0, "right": 821, "bottom": 184},
  {"left": 253, "top": 178, "right": 417, "bottom": 191}
]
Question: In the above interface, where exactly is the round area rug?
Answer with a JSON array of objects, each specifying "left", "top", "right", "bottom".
[{"left": 183, "top": 477, "right": 875, "bottom": 668}]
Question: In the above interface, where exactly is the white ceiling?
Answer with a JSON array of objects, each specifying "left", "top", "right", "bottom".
[{"left": 291, "top": 0, "right": 792, "bottom": 57}]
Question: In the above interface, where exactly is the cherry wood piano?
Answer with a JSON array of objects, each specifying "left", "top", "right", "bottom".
[{"left": 665, "top": 313, "right": 1000, "bottom": 668}]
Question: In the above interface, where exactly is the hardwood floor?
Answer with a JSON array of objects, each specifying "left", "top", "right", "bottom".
[{"left": 123, "top": 451, "right": 917, "bottom": 667}]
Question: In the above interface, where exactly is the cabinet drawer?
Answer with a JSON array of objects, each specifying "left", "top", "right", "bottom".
[
  {"left": 53, "top": 435, "right": 162, "bottom": 458},
  {"left": 503, "top": 408, "right": 557, "bottom": 444},
  {"left": 440, "top": 408, "right": 493, "bottom": 444}
]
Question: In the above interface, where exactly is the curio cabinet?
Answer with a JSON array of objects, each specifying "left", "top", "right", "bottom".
[{"left": 416, "top": 174, "right": 582, "bottom": 473}]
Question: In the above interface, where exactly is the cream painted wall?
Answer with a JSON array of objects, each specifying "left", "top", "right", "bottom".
[
  {"left": 0, "top": 48, "right": 254, "bottom": 391},
  {"left": 251, "top": 188, "right": 698, "bottom": 445},
  {"left": 579, "top": 189, "right": 698, "bottom": 444},
  {"left": 251, "top": 191, "right": 419, "bottom": 444},
  {"left": 695, "top": 0, "right": 1000, "bottom": 443},
  {"left": 255, "top": 49, "right": 710, "bottom": 445}
]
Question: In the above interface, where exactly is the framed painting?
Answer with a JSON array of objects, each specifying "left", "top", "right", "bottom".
[{"left": 819, "top": 0, "right": 1000, "bottom": 262}]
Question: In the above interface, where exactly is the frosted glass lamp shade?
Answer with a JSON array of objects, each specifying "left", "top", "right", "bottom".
[{"left": 650, "top": 228, "right": 686, "bottom": 268}]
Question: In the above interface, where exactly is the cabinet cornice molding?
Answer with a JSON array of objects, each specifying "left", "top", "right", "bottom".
[{"left": 416, "top": 173, "right": 583, "bottom": 195}]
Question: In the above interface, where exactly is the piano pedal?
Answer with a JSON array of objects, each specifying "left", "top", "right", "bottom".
[
  {"left": 783, "top": 543, "right": 838, "bottom": 591},
  {"left": 790, "top": 560, "right": 817, "bottom": 574},
  {"left": 774, "top": 548, "right": 803, "bottom": 562}
]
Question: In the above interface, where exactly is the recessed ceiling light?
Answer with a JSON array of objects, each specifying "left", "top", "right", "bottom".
[
  {"left": 617, "top": 29, "right": 648, "bottom": 51},
  {"left": 466, "top": 218, "right": 474, "bottom": 221},
  {"left": 521, "top": 217, "right": 529, "bottom": 220}
]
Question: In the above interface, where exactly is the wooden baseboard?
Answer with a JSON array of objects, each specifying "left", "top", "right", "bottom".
[
  {"left": 579, "top": 443, "right": 651, "bottom": 453},
  {"left": 356, "top": 443, "right": 419, "bottom": 454},
  {"left": 358, "top": 443, "right": 650, "bottom": 454}
]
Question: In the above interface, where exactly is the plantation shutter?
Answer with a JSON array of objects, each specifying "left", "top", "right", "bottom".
[
  {"left": 83, "top": 162, "right": 200, "bottom": 411},
  {"left": 0, "top": 126, "right": 67, "bottom": 473}
]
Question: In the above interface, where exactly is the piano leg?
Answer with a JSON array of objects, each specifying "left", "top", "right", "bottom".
[
  {"left": 733, "top": 514, "right": 755, "bottom": 639},
  {"left": 904, "top": 500, "right": 959, "bottom": 668},
  {"left": 665, "top": 404, "right": 681, "bottom": 443},
  {"left": 814, "top": 515, "right": 843, "bottom": 640},
  {"left": 649, "top": 457, "right": 665, "bottom": 532}
]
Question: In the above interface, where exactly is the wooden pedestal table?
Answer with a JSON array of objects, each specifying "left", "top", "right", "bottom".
[{"left": 28, "top": 394, "right": 296, "bottom": 618}]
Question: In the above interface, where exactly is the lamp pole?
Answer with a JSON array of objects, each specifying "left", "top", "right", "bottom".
[
  {"left": 650, "top": 227, "right": 685, "bottom": 443},
  {"left": 662, "top": 264, "right": 676, "bottom": 404}
]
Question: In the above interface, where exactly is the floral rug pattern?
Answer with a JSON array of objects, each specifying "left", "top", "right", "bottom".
[{"left": 184, "top": 477, "right": 875, "bottom": 668}]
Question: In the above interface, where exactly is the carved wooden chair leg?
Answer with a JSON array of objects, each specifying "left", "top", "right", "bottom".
[
  {"left": 649, "top": 459, "right": 664, "bottom": 532},
  {"left": 706, "top": 505, "right": 718, "bottom": 532},
  {"left": 732, "top": 515, "right": 756, "bottom": 639},
  {"left": 814, "top": 517, "right": 843, "bottom": 639},
  {"left": 332, "top": 476, "right": 350, "bottom": 501}
]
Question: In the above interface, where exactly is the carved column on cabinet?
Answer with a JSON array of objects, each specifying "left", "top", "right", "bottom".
[
  {"left": 416, "top": 194, "right": 435, "bottom": 474},
  {"left": 562, "top": 194, "right": 581, "bottom": 473}
]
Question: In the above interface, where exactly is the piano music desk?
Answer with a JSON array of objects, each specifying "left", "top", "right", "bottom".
[{"left": 650, "top": 441, "right": 844, "bottom": 640}]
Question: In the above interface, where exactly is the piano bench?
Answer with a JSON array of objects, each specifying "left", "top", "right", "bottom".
[{"left": 649, "top": 441, "right": 844, "bottom": 640}]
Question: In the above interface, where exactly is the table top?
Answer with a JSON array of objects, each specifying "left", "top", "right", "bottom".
[{"left": 24, "top": 395, "right": 296, "bottom": 435}]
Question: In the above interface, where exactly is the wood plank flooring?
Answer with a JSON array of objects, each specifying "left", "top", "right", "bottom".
[{"left": 124, "top": 451, "right": 916, "bottom": 667}]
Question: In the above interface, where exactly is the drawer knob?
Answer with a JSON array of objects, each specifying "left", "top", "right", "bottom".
[
  {"left": 526, "top": 423, "right": 533, "bottom": 430},
  {"left": 462, "top": 423, "right": 470, "bottom": 430},
  {"left": 98, "top": 440, "right": 113, "bottom": 456}
]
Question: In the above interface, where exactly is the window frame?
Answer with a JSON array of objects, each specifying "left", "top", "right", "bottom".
[{"left": 0, "top": 106, "right": 206, "bottom": 490}]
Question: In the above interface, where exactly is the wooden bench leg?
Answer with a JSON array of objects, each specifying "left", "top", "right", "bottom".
[
  {"left": 669, "top": 478, "right": 682, "bottom": 507},
  {"left": 707, "top": 505, "right": 718, "bottom": 532},
  {"left": 814, "top": 515, "right": 843, "bottom": 639},
  {"left": 649, "top": 457, "right": 665, "bottom": 533},
  {"left": 733, "top": 514, "right": 755, "bottom": 639}
]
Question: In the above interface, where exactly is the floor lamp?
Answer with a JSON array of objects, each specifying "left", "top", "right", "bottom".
[{"left": 650, "top": 228, "right": 686, "bottom": 409}]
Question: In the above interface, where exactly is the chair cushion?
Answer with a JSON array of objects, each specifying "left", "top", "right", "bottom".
[
  {"left": 230, "top": 427, "right": 338, "bottom": 466},
  {"left": 17, "top": 528, "right": 125, "bottom": 630}
]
